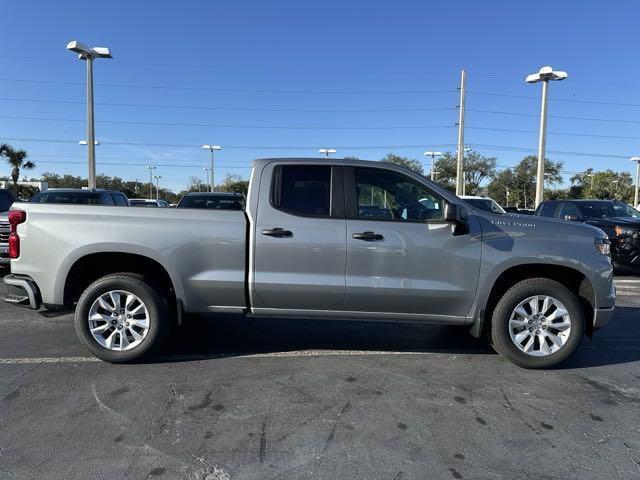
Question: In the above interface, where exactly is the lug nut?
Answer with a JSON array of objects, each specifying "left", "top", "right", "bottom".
[
  {"left": 111, "top": 320, "right": 117, "bottom": 325},
  {"left": 529, "top": 327, "right": 533, "bottom": 332},
  {"left": 536, "top": 330, "right": 541, "bottom": 334},
  {"left": 528, "top": 320, "right": 532, "bottom": 324},
  {"left": 126, "top": 314, "right": 131, "bottom": 319}
]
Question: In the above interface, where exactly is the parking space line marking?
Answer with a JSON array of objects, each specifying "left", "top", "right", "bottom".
[
  {"left": 0, "top": 350, "right": 461, "bottom": 365},
  {"left": 0, "top": 356, "right": 101, "bottom": 364}
]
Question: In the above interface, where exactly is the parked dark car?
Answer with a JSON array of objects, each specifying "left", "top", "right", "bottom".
[
  {"left": 31, "top": 189, "right": 130, "bottom": 206},
  {"left": 535, "top": 199, "right": 640, "bottom": 268},
  {"left": 177, "top": 192, "right": 245, "bottom": 210}
]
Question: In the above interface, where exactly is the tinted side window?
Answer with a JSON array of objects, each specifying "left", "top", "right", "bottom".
[
  {"left": 273, "top": 165, "right": 331, "bottom": 217},
  {"left": 112, "top": 194, "right": 128, "bottom": 206},
  {"left": 538, "top": 203, "right": 557, "bottom": 218},
  {"left": 353, "top": 168, "right": 444, "bottom": 222},
  {"left": 100, "top": 193, "right": 115, "bottom": 205}
]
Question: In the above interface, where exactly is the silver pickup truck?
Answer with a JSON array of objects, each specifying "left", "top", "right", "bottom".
[{"left": 4, "top": 158, "right": 615, "bottom": 368}]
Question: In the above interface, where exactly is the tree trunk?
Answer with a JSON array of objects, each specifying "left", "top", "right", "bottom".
[{"left": 11, "top": 167, "right": 19, "bottom": 196}]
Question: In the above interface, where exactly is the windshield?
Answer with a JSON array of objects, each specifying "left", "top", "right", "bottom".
[
  {"left": 464, "top": 198, "right": 506, "bottom": 214},
  {"left": 0, "top": 191, "right": 14, "bottom": 212},
  {"left": 32, "top": 192, "right": 100, "bottom": 204},
  {"left": 178, "top": 195, "right": 245, "bottom": 210},
  {"left": 578, "top": 202, "right": 640, "bottom": 219}
]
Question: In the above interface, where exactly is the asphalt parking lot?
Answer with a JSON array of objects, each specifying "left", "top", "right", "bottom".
[{"left": 1, "top": 274, "right": 639, "bottom": 480}]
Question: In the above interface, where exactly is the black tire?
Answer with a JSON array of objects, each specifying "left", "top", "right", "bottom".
[
  {"left": 74, "top": 273, "right": 169, "bottom": 363},
  {"left": 490, "top": 278, "right": 585, "bottom": 369}
]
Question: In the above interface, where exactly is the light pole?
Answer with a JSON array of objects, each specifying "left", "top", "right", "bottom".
[
  {"left": 319, "top": 148, "right": 336, "bottom": 158},
  {"left": 526, "top": 66, "right": 568, "bottom": 207},
  {"left": 612, "top": 180, "right": 619, "bottom": 198},
  {"left": 66, "top": 41, "right": 112, "bottom": 190},
  {"left": 146, "top": 166, "right": 156, "bottom": 199},
  {"left": 202, "top": 145, "right": 221, "bottom": 192},
  {"left": 586, "top": 173, "right": 595, "bottom": 196},
  {"left": 505, "top": 187, "right": 510, "bottom": 207},
  {"left": 203, "top": 167, "right": 211, "bottom": 190},
  {"left": 153, "top": 175, "right": 162, "bottom": 200},
  {"left": 631, "top": 157, "right": 640, "bottom": 207},
  {"left": 423, "top": 151, "right": 443, "bottom": 181}
]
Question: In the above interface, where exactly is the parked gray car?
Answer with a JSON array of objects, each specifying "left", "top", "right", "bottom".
[{"left": 3, "top": 158, "right": 615, "bottom": 368}]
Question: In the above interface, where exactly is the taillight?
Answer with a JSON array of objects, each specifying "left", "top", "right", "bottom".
[{"left": 8, "top": 210, "right": 26, "bottom": 259}]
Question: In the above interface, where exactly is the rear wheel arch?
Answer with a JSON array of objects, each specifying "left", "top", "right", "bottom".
[{"left": 63, "top": 252, "right": 179, "bottom": 312}]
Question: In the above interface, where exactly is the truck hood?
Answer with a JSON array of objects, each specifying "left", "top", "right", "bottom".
[
  {"left": 479, "top": 211, "right": 607, "bottom": 239},
  {"left": 585, "top": 217, "right": 640, "bottom": 229}
]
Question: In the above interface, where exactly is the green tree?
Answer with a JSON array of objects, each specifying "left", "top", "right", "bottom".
[
  {"left": 217, "top": 173, "right": 249, "bottom": 195},
  {"left": 486, "top": 156, "right": 563, "bottom": 208},
  {"left": 381, "top": 153, "right": 424, "bottom": 174},
  {"left": 0, "top": 144, "right": 35, "bottom": 195},
  {"left": 434, "top": 150, "right": 497, "bottom": 194},
  {"left": 570, "top": 169, "right": 633, "bottom": 202}
]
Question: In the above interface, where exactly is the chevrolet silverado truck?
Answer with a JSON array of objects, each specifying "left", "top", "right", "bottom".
[{"left": 3, "top": 158, "right": 615, "bottom": 368}]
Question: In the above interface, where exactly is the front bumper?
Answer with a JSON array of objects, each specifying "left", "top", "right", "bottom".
[
  {"left": 593, "top": 307, "right": 614, "bottom": 330},
  {"left": 3, "top": 274, "right": 41, "bottom": 309}
]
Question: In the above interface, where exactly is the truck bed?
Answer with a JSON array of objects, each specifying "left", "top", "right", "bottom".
[{"left": 12, "top": 203, "right": 247, "bottom": 312}]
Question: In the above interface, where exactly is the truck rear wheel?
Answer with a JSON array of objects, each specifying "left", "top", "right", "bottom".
[
  {"left": 490, "top": 278, "right": 584, "bottom": 369},
  {"left": 74, "top": 273, "right": 169, "bottom": 363}
]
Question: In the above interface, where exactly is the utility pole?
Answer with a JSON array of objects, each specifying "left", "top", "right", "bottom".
[{"left": 455, "top": 69, "right": 466, "bottom": 196}]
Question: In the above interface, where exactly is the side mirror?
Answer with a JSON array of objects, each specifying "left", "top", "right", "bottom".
[
  {"left": 444, "top": 202, "right": 469, "bottom": 235},
  {"left": 564, "top": 214, "right": 579, "bottom": 221}
]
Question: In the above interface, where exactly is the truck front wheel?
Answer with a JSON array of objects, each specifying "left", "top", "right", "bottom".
[
  {"left": 74, "top": 273, "right": 169, "bottom": 363},
  {"left": 490, "top": 278, "right": 585, "bottom": 369}
]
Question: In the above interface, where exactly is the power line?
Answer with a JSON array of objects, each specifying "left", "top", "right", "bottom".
[
  {"left": 467, "top": 126, "right": 640, "bottom": 141},
  {"left": 0, "top": 77, "right": 458, "bottom": 95},
  {"left": 0, "top": 114, "right": 456, "bottom": 131},
  {"left": 467, "top": 108, "right": 640, "bottom": 125},
  {"left": 0, "top": 96, "right": 456, "bottom": 113},
  {"left": 1, "top": 135, "right": 635, "bottom": 159},
  {"left": 468, "top": 90, "right": 640, "bottom": 108},
  {"left": 30, "top": 159, "right": 252, "bottom": 169}
]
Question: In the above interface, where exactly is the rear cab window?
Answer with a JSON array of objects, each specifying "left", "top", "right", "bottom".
[{"left": 272, "top": 165, "right": 332, "bottom": 217}]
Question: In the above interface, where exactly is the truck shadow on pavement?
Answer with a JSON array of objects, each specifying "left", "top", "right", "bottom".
[
  {"left": 150, "top": 306, "right": 640, "bottom": 369},
  {"left": 160, "top": 315, "right": 491, "bottom": 361}
]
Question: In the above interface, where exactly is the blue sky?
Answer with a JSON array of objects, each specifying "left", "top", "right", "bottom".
[{"left": 1, "top": 0, "right": 639, "bottom": 192}]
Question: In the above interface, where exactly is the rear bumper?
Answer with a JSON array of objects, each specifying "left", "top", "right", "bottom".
[
  {"left": 3, "top": 274, "right": 41, "bottom": 309},
  {"left": 593, "top": 307, "right": 614, "bottom": 330}
]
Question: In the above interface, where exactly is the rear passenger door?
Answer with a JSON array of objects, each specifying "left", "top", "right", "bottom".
[{"left": 251, "top": 163, "right": 347, "bottom": 312}]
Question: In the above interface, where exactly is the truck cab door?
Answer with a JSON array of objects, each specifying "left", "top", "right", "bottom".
[
  {"left": 343, "top": 166, "right": 481, "bottom": 320},
  {"left": 250, "top": 162, "right": 346, "bottom": 313}
]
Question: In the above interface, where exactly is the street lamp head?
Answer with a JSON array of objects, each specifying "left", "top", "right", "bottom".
[
  {"left": 423, "top": 151, "right": 443, "bottom": 157},
  {"left": 202, "top": 144, "right": 222, "bottom": 151},
  {"left": 631, "top": 157, "right": 640, "bottom": 163},
  {"left": 66, "top": 40, "right": 112, "bottom": 59},
  {"left": 526, "top": 66, "right": 568, "bottom": 83},
  {"left": 146, "top": 165, "right": 156, "bottom": 170},
  {"left": 319, "top": 148, "right": 336, "bottom": 154},
  {"left": 78, "top": 140, "right": 100, "bottom": 145}
]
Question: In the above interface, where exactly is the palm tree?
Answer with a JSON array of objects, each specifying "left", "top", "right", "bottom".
[{"left": 0, "top": 144, "right": 35, "bottom": 195}]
